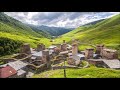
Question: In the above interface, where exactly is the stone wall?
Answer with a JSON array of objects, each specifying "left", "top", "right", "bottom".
[{"left": 87, "top": 59, "right": 103, "bottom": 67}]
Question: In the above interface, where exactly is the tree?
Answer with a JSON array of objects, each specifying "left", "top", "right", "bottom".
[
  {"left": 4, "top": 46, "right": 11, "bottom": 54},
  {"left": 0, "top": 46, "right": 4, "bottom": 55}
]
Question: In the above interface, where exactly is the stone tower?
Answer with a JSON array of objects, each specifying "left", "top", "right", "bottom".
[
  {"left": 72, "top": 40, "right": 78, "bottom": 56},
  {"left": 61, "top": 40, "right": 67, "bottom": 51},
  {"left": 42, "top": 50, "right": 51, "bottom": 68},
  {"left": 20, "top": 43, "right": 31, "bottom": 54},
  {"left": 37, "top": 43, "right": 45, "bottom": 51},
  {"left": 95, "top": 44, "right": 104, "bottom": 54},
  {"left": 85, "top": 48, "right": 94, "bottom": 59}
]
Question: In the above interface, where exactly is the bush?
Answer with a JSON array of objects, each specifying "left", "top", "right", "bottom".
[{"left": 0, "top": 37, "right": 22, "bottom": 56}]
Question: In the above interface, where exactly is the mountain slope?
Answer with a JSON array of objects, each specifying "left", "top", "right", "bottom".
[
  {"left": 27, "top": 24, "right": 52, "bottom": 38},
  {"left": 55, "top": 14, "right": 120, "bottom": 51},
  {"left": 0, "top": 12, "right": 49, "bottom": 38},
  {"left": 0, "top": 12, "right": 51, "bottom": 56},
  {"left": 35, "top": 25, "right": 74, "bottom": 36}
]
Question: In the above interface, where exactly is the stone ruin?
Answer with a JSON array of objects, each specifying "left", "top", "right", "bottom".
[
  {"left": 72, "top": 42, "right": 78, "bottom": 56},
  {"left": 95, "top": 44, "right": 118, "bottom": 60},
  {"left": 60, "top": 40, "right": 67, "bottom": 51},
  {"left": 95, "top": 44, "right": 104, "bottom": 54},
  {"left": 67, "top": 57, "right": 81, "bottom": 66},
  {"left": 85, "top": 48, "right": 94, "bottom": 59},
  {"left": 20, "top": 43, "right": 31, "bottom": 54},
  {"left": 13, "top": 53, "right": 28, "bottom": 59},
  {"left": 67, "top": 57, "right": 75, "bottom": 65},
  {"left": 37, "top": 43, "right": 45, "bottom": 51},
  {"left": 67, "top": 40, "right": 81, "bottom": 66},
  {"left": 101, "top": 49, "right": 118, "bottom": 59}
]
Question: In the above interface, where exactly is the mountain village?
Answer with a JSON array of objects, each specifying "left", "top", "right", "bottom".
[{"left": 0, "top": 39, "right": 120, "bottom": 78}]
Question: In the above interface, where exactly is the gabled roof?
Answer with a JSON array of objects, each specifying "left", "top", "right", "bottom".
[
  {"left": 0, "top": 66, "right": 17, "bottom": 78},
  {"left": 102, "top": 59, "right": 120, "bottom": 69},
  {"left": 17, "top": 69, "right": 26, "bottom": 76},
  {"left": 8, "top": 61, "right": 28, "bottom": 71}
]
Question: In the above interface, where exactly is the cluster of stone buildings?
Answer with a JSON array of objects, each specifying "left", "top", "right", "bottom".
[
  {"left": 0, "top": 43, "right": 51, "bottom": 78},
  {"left": 0, "top": 41, "right": 73, "bottom": 78},
  {"left": 61, "top": 40, "right": 119, "bottom": 69},
  {"left": 0, "top": 39, "right": 120, "bottom": 78},
  {"left": 84, "top": 44, "right": 119, "bottom": 68}
]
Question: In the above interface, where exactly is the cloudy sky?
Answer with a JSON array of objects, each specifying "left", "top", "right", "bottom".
[{"left": 5, "top": 12, "right": 120, "bottom": 28}]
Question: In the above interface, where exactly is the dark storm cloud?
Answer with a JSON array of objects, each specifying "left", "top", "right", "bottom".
[{"left": 32, "top": 12, "right": 63, "bottom": 22}]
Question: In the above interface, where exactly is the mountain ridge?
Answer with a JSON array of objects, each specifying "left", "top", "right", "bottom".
[
  {"left": 33, "top": 25, "right": 74, "bottom": 36},
  {"left": 55, "top": 14, "right": 120, "bottom": 53}
]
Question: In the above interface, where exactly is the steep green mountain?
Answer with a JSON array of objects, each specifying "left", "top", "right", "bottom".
[
  {"left": 35, "top": 25, "right": 74, "bottom": 36},
  {"left": 55, "top": 14, "right": 120, "bottom": 52},
  {"left": 0, "top": 12, "right": 49, "bottom": 38},
  {"left": 0, "top": 12, "right": 51, "bottom": 56}
]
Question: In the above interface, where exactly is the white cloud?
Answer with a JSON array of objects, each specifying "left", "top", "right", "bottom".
[{"left": 4, "top": 12, "right": 120, "bottom": 28}]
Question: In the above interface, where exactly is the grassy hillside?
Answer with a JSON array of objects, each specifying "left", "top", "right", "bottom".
[
  {"left": 0, "top": 12, "right": 50, "bottom": 38},
  {"left": 55, "top": 14, "right": 120, "bottom": 51},
  {"left": 0, "top": 12, "right": 51, "bottom": 56},
  {"left": 32, "top": 67, "right": 120, "bottom": 78}
]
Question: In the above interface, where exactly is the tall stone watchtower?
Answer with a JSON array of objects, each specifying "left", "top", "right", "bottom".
[
  {"left": 42, "top": 50, "right": 51, "bottom": 68},
  {"left": 85, "top": 48, "right": 94, "bottom": 59},
  {"left": 20, "top": 43, "right": 31, "bottom": 54},
  {"left": 72, "top": 40, "right": 78, "bottom": 56},
  {"left": 60, "top": 40, "right": 67, "bottom": 51},
  {"left": 95, "top": 44, "right": 104, "bottom": 54}
]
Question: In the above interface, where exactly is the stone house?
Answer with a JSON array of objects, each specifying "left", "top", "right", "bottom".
[{"left": 101, "top": 49, "right": 118, "bottom": 59}]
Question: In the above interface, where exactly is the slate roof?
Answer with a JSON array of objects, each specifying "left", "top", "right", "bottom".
[
  {"left": 73, "top": 54, "right": 85, "bottom": 60},
  {"left": 17, "top": 69, "right": 26, "bottom": 76},
  {"left": 102, "top": 59, "right": 120, "bottom": 69},
  {"left": 32, "top": 50, "right": 53, "bottom": 57},
  {"left": 32, "top": 51, "right": 42, "bottom": 57},
  {"left": 8, "top": 61, "right": 28, "bottom": 71}
]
